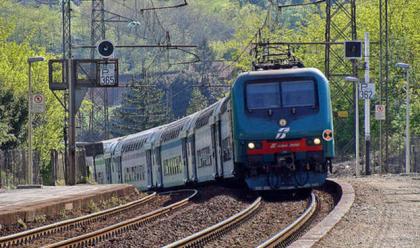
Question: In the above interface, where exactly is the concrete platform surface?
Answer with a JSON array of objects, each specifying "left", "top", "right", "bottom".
[
  {"left": 313, "top": 175, "right": 420, "bottom": 248},
  {"left": 0, "top": 184, "right": 137, "bottom": 224}
]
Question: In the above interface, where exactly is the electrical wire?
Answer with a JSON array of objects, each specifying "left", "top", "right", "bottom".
[{"left": 217, "top": 6, "right": 272, "bottom": 74}]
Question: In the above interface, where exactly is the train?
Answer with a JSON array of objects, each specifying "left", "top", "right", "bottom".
[{"left": 84, "top": 67, "right": 334, "bottom": 191}]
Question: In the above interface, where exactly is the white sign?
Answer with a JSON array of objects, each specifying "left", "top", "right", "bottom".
[
  {"left": 359, "top": 83, "right": 375, "bottom": 100},
  {"left": 32, "top": 93, "right": 45, "bottom": 113},
  {"left": 99, "top": 63, "right": 116, "bottom": 86},
  {"left": 375, "top": 104, "right": 386, "bottom": 120}
]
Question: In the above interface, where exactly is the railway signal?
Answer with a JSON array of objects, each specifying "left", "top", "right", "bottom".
[
  {"left": 97, "top": 40, "right": 114, "bottom": 58},
  {"left": 344, "top": 41, "right": 362, "bottom": 60}
]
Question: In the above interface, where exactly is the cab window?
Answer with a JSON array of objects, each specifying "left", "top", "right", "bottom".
[
  {"left": 281, "top": 80, "right": 316, "bottom": 108},
  {"left": 246, "top": 82, "right": 281, "bottom": 110}
]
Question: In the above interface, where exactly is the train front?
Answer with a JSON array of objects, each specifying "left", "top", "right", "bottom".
[{"left": 231, "top": 68, "right": 334, "bottom": 190}]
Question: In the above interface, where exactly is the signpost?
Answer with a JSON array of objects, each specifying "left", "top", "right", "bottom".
[
  {"left": 48, "top": 40, "right": 119, "bottom": 185},
  {"left": 32, "top": 93, "right": 46, "bottom": 113},
  {"left": 375, "top": 105, "right": 386, "bottom": 120},
  {"left": 97, "top": 61, "right": 118, "bottom": 87},
  {"left": 359, "top": 82, "right": 375, "bottom": 100}
]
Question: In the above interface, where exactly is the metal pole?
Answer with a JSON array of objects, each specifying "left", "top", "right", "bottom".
[
  {"left": 68, "top": 59, "right": 76, "bottom": 185},
  {"left": 28, "top": 62, "right": 33, "bottom": 185},
  {"left": 405, "top": 69, "right": 411, "bottom": 173},
  {"left": 355, "top": 81, "right": 360, "bottom": 176},
  {"left": 364, "top": 32, "right": 371, "bottom": 175}
]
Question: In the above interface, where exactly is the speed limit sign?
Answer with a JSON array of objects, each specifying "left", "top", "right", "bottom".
[{"left": 32, "top": 93, "right": 45, "bottom": 113}]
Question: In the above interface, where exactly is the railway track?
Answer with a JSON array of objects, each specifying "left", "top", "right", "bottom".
[
  {"left": 41, "top": 189, "right": 197, "bottom": 248},
  {"left": 257, "top": 192, "right": 318, "bottom": 248},
  {"left": 164, "top": 192, "right": 318, "bottom": 248},
  {"left": 0, "top": 192, "right": 157, "bottom": 248}
]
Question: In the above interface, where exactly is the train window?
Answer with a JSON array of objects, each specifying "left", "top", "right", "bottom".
[
  {"left": 197, "top": 147, "right": 212, "bottom": 168},
  {"left": 281, "top": 80, "right": 315, "bottom": 108},
  {"left": 246, "top": 82, "right": 281, "bottom": 110},
  {"left": 222, "top": 137, "right": 232, "bottom": 162}
]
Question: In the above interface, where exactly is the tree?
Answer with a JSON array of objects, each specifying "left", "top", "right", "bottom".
[
  {"left": 111, "top": 83, "right": 168, "bottom": 137},
  {"left": 187, "top": 88, "right": 208, "bottom": 115},
  {"left": 0, "top": 88, "right": 27, "bottom": 150}
]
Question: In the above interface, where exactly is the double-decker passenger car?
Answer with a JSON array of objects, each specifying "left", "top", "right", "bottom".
[{"left": 86, "top": 68, "right": 334, "bottom": 191}]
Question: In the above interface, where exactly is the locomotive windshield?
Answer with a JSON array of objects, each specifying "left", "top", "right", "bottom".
[
  {"left": 281, "top": 80, "right": 315, "bottom": 107},
  {"left": 246, "top": 79, "right": 316, "bottom": 110},
  {"left": 246, "top": 82, "right": 281, "bottom": 110}
]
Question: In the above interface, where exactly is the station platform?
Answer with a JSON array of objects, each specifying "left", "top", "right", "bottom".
[
  {"left": 313, "top": 174, "right": 420, "bottom": 248},
  {"left": 0, "top": 184, "right": 138, "bottom": 225}
]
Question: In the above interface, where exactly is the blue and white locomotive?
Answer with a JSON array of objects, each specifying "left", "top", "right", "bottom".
[{"left": 87, "top": 68, "right": 334, "bottom": 191}]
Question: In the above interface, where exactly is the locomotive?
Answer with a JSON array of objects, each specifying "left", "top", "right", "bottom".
[{"left": 86, "top": 67, "right": 334, "bottom": 191}]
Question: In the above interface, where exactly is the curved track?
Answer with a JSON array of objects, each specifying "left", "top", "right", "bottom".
[
  {"left": 165, "top": 192, "right": 318, "bottom": 248},
  {"left": 257, "top": 192, "right": 318, "bottom": 248},
  {"left": 42, "top": 189, "right": 198, "bottom": 248},
  {"left": 0, "top": 192, "right": 157, "bottom": 248},
  {"left": 163, "top": 197, "right": 262, "bottom": 248}
]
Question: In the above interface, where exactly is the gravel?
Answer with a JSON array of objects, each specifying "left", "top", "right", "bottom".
[
  {"left": 96, "top": 185, "right": 337, "bottom": 248},
  {"left": 206, "top": 196, "right": 307, "bottom": 248},
  {"left": 0, "top": 191, "right": 142, "bottom": 238},
  {"left": 313, "top": 175, "right": 420, "bottom": 248},
  {"left": 24, "top": 191, "right": 190, "bottom": 248},
  {"left": 97, "top": 185, "right": 253, "bottom": 248},
  {"left": 206, "top": 188, "right": 336, "bottom": 248}
]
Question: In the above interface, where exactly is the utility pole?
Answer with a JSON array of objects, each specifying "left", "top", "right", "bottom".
[
  {"left": 62, "top": 0, "right": 75, "bottom": 185},
  {"left": 364, "top": 32, "right": 371, "bottom": 175},
  {"left": 68, "top": 59, "right": 76, "bottom": 185},
  {"left": 395, "top": 62, "right": 411, "bottom": 173},
  {"left": 325, "top": 0, "right": 358, "bottom": 159}
]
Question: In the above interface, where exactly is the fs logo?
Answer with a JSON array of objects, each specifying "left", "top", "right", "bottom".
[{"left": 275, "top": 127, "right": 290, "bottom": 140}]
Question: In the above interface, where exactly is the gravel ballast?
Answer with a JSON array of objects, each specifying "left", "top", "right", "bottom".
[
  {"left": 21, "top": 191, "right": 189, "bottom": 248},
  {"left": 97, "top": 185, "right": 253, "bottom": 247},
  {"left": 0, "top": 191, "right": 142, "bottom": 237}
]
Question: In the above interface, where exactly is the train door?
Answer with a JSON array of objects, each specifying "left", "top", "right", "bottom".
[
  {"left": 104, "top": 156, "right": 112, "bottom": 183},
  {"left": 161, "top": 140, "right": 184, "bottom": 188},
  {"left": 146, "top": 149, "right": 153, "bottom": 189},
  {"left": 182, "top": 137, "right": 189, "bottom": 181},
  {"left": 220, "top": 105, "right": 234, "bottom": 178},
  {"left": 94, "top": 155, "right": 106, "bottom": 184},
  {"left": 111, "top": 155, "right": 122, "bottom": 183},
  {"left": 135, "top": 151, "right": 148, "bottom": 190},
  {"left": 215, "top": 120, "right": 224, "bottom": 177},
  {"left": 187, "top": 134, "right": 197, "bottom": 182},
  {"left": 152, "top": 147, "right": 163, "bottom": 188},
  {"left": 211, "top": 124, "right": 219, "bottom": 178},
  {"left": 195, "top": 126, "right": 216, "bottom": 182}
]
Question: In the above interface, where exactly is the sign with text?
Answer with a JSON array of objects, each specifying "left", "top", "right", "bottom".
[
  {"left": 375, "top": 104, "right": 386, "bottom": 120},
  {"left": 97, "top": 61, "right": 118, "bottom": 87},
  {"left": 32, "top": 93, "right": 46, "bottom": 113},
  {"left": 359, "top": 83, "right": 375, "bottom": 100}
]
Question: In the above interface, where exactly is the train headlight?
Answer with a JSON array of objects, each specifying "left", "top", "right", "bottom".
[
  {"left": 314, "top": 138, "right": 321, "bottom": 145},
  {"left": 247, "top": 142, "right": 256, "bottom": 149}
]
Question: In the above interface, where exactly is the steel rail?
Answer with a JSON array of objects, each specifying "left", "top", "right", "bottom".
[
  {"left": 163, "top": 196, "right": 262, "bottom": 248},
  {"left": 257, "top": 192, "right": 318, "bottom": 248},
  {"left": 42, "top": 189, "right": 198, "bottom": 248},
  {"left": 0, "top": 192, "right": 157, "bottom": 248}
]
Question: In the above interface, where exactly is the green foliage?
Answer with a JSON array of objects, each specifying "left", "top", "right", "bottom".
[
  {"left": 0, "top": 12, "right": 64, "bottom": 178},
  {"left": 111, "top": 83, "right": 168, "bottom": 137},
  {"left": 0, "top": 0, "right": 418, "bottom": 166},
  {"left": 187, "top": 89, "right": 208, "bottom": 115}
]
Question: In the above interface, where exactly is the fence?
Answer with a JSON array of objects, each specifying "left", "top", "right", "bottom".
[
  {"left": 0, "top": 149, "right": 42, "bottom": 189},
  {"left": 50, "top": 149, "right": 88, "bottom": 185},
  {"left": 0, "top": 149, "right": 88, "bottom": 189}
]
